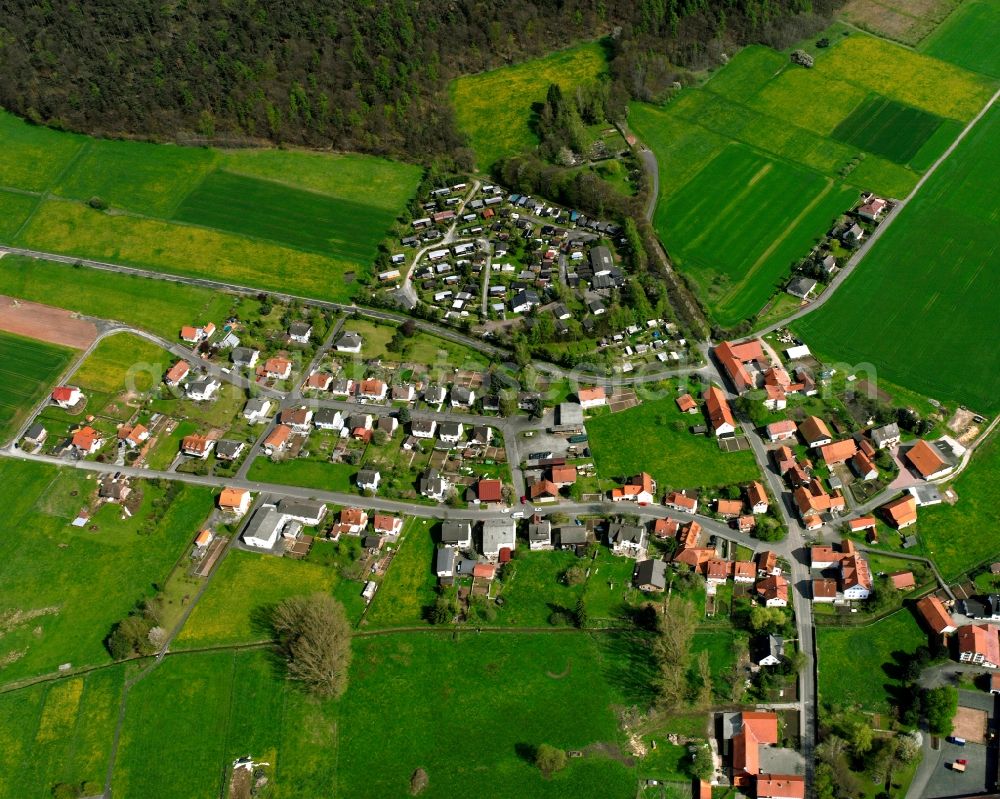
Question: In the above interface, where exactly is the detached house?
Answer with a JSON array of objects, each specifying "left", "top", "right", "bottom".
[
  {"left": 357, "top": 468, "right": 381, "bottom": 493},
  {"left": 958, "top": 625, "right": 1000, "bottom": 668},
  {"left": 578, "top": 387, "right": 607, "bottom": 409},
  {"left": 280, "top": 408, "right": 313, "bottom": 433},
  {"left": 186, "top": 377, "right": 220, "bottom": 401},
  {"left": 611, "top": 472, "right": 656, "bottom": 504},
  {"left": 438, "top": 422, "right": 464, "bottom": 444},
  {"left": 608, "top": 523, "right": 647, "bottom": 558},
  {"left": 450, "top": 386, "right": 475, "bottom": 408},
  {"left": 71, "top": 426, "right": 103, "bottom": 455},
  {"left": 819, "top": 439, "right": 857, "bottom": 465},
  {"left": 905, "top": 439, "right": 953, "bottom": 480},
  {"left": 263, "top": 357, "right": 292, "bottom": 380},
  {"left": 419, "top": 468, "right": 450, "bottom": 501},
  {"left": 482, "top": 518, "right": 516, "bottom": 559},
  {"left": 634, "top": 559, "right": 667, "bottom": 592},
  {"left": 263, "top": 424, "right": 292, "bottom": 455},
  {"left": 288, "top": 322, "right": 312, "bottom": 344},
  {"left": 798, "top": 416, "right": 832, "bottom": 448},
  {"left": 746, "top": 481, "right": 769, "bottom": 514},
  {"left": 335, "top": 332, "right": 363, "bottom": 353},
  {"left": 757, "top": 575, "right": 789, "bottom": 607},
  {"left": 164, "top": 361, "right": 190, "bottom": 387},
  {"left": 181, "top": 433, "right": 215, "bottom": 459},
  {"left": 765, "top": 419, "right": 798, "bottom": 442},
  {"left": 411, "top": 419, "right": 437, "bottom": 439},
  {"left": 51, "top": 386, "right": 83, "bottom": 408},
  {"left": 441, "top": 520, "right": 473, "bottom": 548},
  {"left": 871, "top": 423, "right": 901, "bottom": 450},
  {"left": 916, "top": 595, "right": 957, "bottom": 635},
  {"left": 243, "top": 398, "right": 272, "bottom": 423},
  {"left": 528, "top": 517, "right": 553, "bottom": 550},
  {"left": 664, "top": 491, "right": 697, "bottom": 514},
  {"left": 231, "top": 347, "right": 259, "bottom": 368},
  {"left": 704, "top": 386, "right": 736, "bottom": 437},
  {"left": 359, "top": 379, "right": 388, "bottom": 401},
  {"left": 218, "top": 487, "right": 251, "bottom": 515},
  {"left": 882, "top": 495, "right": 918, "bottom": 529}
]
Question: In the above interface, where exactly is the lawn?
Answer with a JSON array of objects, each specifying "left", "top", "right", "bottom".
[
  {"left": 337, "top": 632, "right": 640, "bottom": 797},
  {"left": 586, "top": 397, "right": 762, "bottom": 490},
  {"left": 0, "top": 255, "right": 235, "bottom": 340},
  {"left": 0, "top": 190, "right": 39, "bottom": 239},
  {"left": 246, "top": 457, "right": 359, "bottom": 493},
  {"left": 816, "top": 608, "right": 927, "bottom": 712},
  {"left": 794, "top": 103, "right": 1000, "bottom": 413},
  {"left": 0, "top": 460, "right": 213, "bottom": 684},
  {"left": 451, "top": 41, "right": 610, "bottom": 169},
  {"left": 364, "top": 518, "right": 439, "bottom": 628},
  {"left": 174, "top": 549, "right": 343, "bottom": 648},
  {"left": 70, "top": 332, "right": 168, "bottom": 394},
  {"left": 0, "top": 666, "right": 124, "bottom": 799},
  {"left": 0, "top": 331, "right": 76, "bottom": 444},
  {"left": 920, "top": 0, "right": 1000, "bottom": 77},
  {"left": 0, "top": 109, "right": 421, "bottom": 303},
  {"left": 831, "top": 95, "right": 946, "bottom": 164},
  {"left": 917, "top": 434, "right": 1000, "bottom": 580}
]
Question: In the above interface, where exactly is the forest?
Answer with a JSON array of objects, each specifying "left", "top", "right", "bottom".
[{"left": 0, "top": 0, "right": 836, "bottom": 162}]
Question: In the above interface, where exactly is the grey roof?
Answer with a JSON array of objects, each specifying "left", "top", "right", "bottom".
[
  {"left": 590, "top": 245, "right": 613, "bottom": 272},
  {"left": 357, "top": 468, "right": 380, "bottom": 485},
  {"left": 608, "top": 523, "right": 645, "bottom": 546},
  {"left": 231, "top": 347, "right": 257, "bottom": 366},
  {"left": 25, "top": 423, "right": 46, "bottom": 440},
  {"left": 186, "top": 378, "right": 217, "bottom": 394},
  {"left": 276, "top": 498, "right": 327, "bottom": 522},
  {"left": 441, "top": 520, "right": 471, "bottom": 544},
  {"left": 439, "top": 421, "right": 462, "bottom": 439},
  {"left": 557, "top": 402, "right": 583, "bottom": 427},
  {"left": 435, "top": 547, "right": 456, "bottom": 573},
  {"left": 528, "top": 520, "right": 552, "bottom": 542},
  {"left": 556, "top": 526, "right": 587, "bottom": 546},
  {"left": 336, "top": 332, "right": 362, "bottom": 349},
  {"left": 215, "top": 439, "right": 245, "bottom": 459},
  {"left": 786, "top": 276, "right": 817, "bottom": 298},
  {"left": 482, "top": 518, "right": 516, "bottom": 552},
  {"left": 289, "top": 321, "right": 312, "bottom": 337},
  {"left": 362, "top": 535, "right": 382, "bottom": 549},
  {"left": 245, "top": 398, "right": 269, "bottom": 414},
  {"left": 243, "top": 508, "right": 283, "bottom": 545},
  {"left": 634, "top": 559, "right": 667, "bottom": 590},
  {"left": 451, "top": 386, "right": 473, "bottom": 404},
  {"left": 314, "top": 408, "right": 342, "bottom": 426},
  {"left": 411, "top": 419, "right": 436, "bottom": 434},
  {"left": 871, "top": 423, "right": 900, "bottom": 446},
  {"left": 423, "top": 385, "right": 447, "bottom": 404},
  {"left": 331, "top": 378, "right": 352, "bottom": 393}
]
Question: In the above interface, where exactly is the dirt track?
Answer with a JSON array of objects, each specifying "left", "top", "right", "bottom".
[{"left": 0, "top": 295, "right": 98, "bottom": 349}]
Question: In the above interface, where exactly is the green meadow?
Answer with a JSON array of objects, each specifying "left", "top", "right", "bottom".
[
  {"left": 920, "top": 0, "right": 1000, "bottom": 77},
  {"left": 451, "top": 41, "right": 609, "bottom": 168},
  {"left": 795, "top": 103, "right": 1000, "bottom": 413},
  {"left": 586, "top": 396, "right": 761, "bottom": 489},
  {"left": 70, "top": 332, "right": 168, "bottom": 394},
  {"left": 0, "top": 110, "right": 421, "bottom": 301},
  {"left": 0, "top": 460, "right": 212, "bottom": 683},
  {"left": 629, "top": 34, "right": 995, "bottom": 327},
  {"left": 0, "top": 331, "right": 75, "bottom": 444}
]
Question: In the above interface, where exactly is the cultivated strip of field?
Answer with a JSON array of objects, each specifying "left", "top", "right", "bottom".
[
  {"left": 794, "top": 102, "right": 1000, "bottom": 413},
  {"left": 0, "top": 111, "right": 421, "bottom": 303},
  {"left": 0, "top": 331, "right": 76, "bottom": 444},
  {"left": 919, "top": 0, "right": 1000, "bottom": 78}
]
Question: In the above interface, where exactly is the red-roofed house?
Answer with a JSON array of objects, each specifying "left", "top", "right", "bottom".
[
  {"left": 916, "top": 595, "right": 957, "bottom": 635},
  {"left": 857, "top": 196, "right": 888, "bottom": 221},
  {"left": 611, "top": 472, "right": 656, "bottom": 504},
  {"left": 676, "top": 394, "right": 697, "bottom": 414},
  {"left": 958, "top": 624, "right": 1000, "bottom": 668},
  {"left": 757, "top": 774, "right": 806, "bottom": 799},
  {"left": 476, "top": 478, "right": 503, "bottom": 503},
  {"left": 577, "top": 387, "right": 607, "bottom": 409},
  {"left": 851, "top": 451, "right": 879, "bottom": 481},
  {"left": 653, "top": 517, "right": 680, "bottom": 539},
  {"left": 716, "top": 498, "right": 743, "bottom": 519},
  {"left": 551, "top": 465, "right": 577, "bottom": 486},
  {"left": 373, "top": 514, "right": 403, "bottom": 536},
  {"left": 704, "top": 386, "right": 736, "bottom": 437},
  {"left": 51, "top": 386, "right": 83, "bottom": 408},
  {"left": 757, "top": 550, "right": 779, "bottom": 576},
  {"left": 263, "top": 357, "right": 292, "bottom": 380},
  {"left": 798, "top": 416, "right": 832, "bottom": 448},
  {"left": 746, "top": 481, "right": 768, "bottom": 514},
  {"left": 849, "top": 516, "right": 877, "bottom": 532},
  {"left": 713, "top": 340, "right": 766, "bottom": 394},
  {"left": 733, "top": 561, "right": 756, "bottom": 583},
  {"left": 706, "top": 559, "right": 731, "bottom": 584},
  {"left": 359, "top": 378, "right": 388, "bottom": 401},
  {"left": 819, "top": 439, "right": 857, "bottom": 465},
  {"left": 906, "top": 439, "right": 953, "bottom": 480},
  {"left": 164, "top": 361, "right": 190, "bottom": 386},
  {"left": 757, "top": 575, "right": 789, "bottom": 607},
  {"left": 263, "top": 424, "right": 292, "bottom": 455},
  {"left": 890, "top": 571, "right": 915, "bottom": 590},
  {"left": 71, "top": 426, "right": 103, "bottom": 454},
  {"left": 812, "top": 578, "right": 837, "bottom": 602},
  {"left": 765, "top": 419, "right": 798, "bottom": 442},
  {"left": 664, "top": 491, "right": 697, "bottom": 514},
  {"left": 882, "top": 495, "right": 918, "bottom": 529}
]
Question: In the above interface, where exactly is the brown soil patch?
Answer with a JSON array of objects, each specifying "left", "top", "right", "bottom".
[
  {"left": 0, "top": 295, "right": 98, "bottom": 349},
  {"left": 953, "top": 706, "right": 987, "bottom": 744}
]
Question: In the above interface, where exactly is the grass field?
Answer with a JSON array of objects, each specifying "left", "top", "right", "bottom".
[
  {"left": 0, "top": 109, "right": 421, "bottom": 302},
  {"left": 816, "top": 609, "right": 926, "bottom": 712},
  {"left": 246, "top": 457, "right": 359, "bottom": 493},
  {"left": 794, "top": 103, "right": 1000, "bottom": 413},
  {"left": 0, "top": 666, "right": 123, "bottom": 799},
  {"left": 916, "top": 434, "right": 1000, "bottom": 579},
  {"left": 451, "top": 41, "right": 609, "bottom": 169},
  {"left": 174, "top": 549, "right": 342, "bottom": 648},
  {"left": 630, "top": 34, "right": 994, "bottom": 327},
  {"left": 70, "top": 333, "right": 167, "bottom": 394},
  {"left": 0, "top": 331, "right": 75, "bottom": 444},
  {"left": 586, "top": 396, "right": 761, "bottom": 489},
  {"left": 0, "top": 256, "right": 235, "bottom": 340},
  {"left": 0, "top": 460, "right": 212, "bottom": 683},
  {"left": 921, "top": 0, "right": 1000, "bottom": 77},
  {"left": 364, "top": 518, "right": 438, "bottom": 628}
]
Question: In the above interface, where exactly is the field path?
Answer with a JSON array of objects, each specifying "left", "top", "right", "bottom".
[{"left": 753, "top": 84, "right": 1000, "bottom": 337}]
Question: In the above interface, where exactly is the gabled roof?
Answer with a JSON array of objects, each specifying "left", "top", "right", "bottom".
[
  {"left": 747, "top": 481, "right": 768, "bottom": 507},
  {"left": 882, "top": 495, "right": 918, "bottom": 527},
  {"left": 798, "top": 415, "right": 831, "bottom": 443},
  {"left": 906, "top": 439, "right": 949, "bottom": 478},
  {"left": 819, "top": 439, "right": 857, "bottom": 464},
  {"left": 704, "top": 385, "right": 735, "bottom": 432},
  {"left": 916, "top": 595, "right": 955, "bottom": 634},
  {"left": 477, "top": 479, "right": 503, "bottom": 502}
]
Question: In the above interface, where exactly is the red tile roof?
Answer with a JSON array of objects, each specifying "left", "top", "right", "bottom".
[
  {"left": 551, "top": 465, "right": 577, "bottom": 484},
  {"left": 798, "top": 415, "right": 831, "bottom": 444},
  {"left": 704, "top": 385, "right": 735, "bottom": 432},
  {"left": 906, "top": 439, "right": 949, "bottom": 478},
  {"left": 890, "top": 571, "right": 916, "bottom": 590},
  {"left": 958, "top": 624, "right": 1000, "bottom": 666},
  {"left": 882, "top": 495, "right": 918, "bottom": 528},
  {"left": 578, "top": 387, "right": 606, "bottom": 403},
  {"left": 477, "top": 479, "right": 502, "bottom": 502},
  {"left": 819, "top": 439, "right": 857, "bottom": 465},
  {"left": 714, "top": 340, "right": 765, "bottom": 393},
  {"left": 676, "top": 394, "right": 697, "bottom": 413},
  {"left": 51, "top": 386, "right": 77, "bottom": 402},
  {"left": 916, "top": 595, "right": 955, "bottom": 634},
  {"left": 757, "top": 775, "right": 805, "bottom": 799}
]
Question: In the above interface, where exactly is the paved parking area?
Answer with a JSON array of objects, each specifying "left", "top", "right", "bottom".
[{"left": 923, "top": 740, "right": 991, "bottom": 798}]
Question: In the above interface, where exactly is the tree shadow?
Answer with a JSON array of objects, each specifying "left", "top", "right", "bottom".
[
  {"left": 515, "top": 742, "right": 537, "bottom": 764},
  {"left": 249, "top": 602, "right": 279, "bottom": 639},
  {"left": 596, "top": 630, "right": 657, "bottom": 707}
]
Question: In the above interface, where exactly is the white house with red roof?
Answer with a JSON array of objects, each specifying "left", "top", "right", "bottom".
[{"left": 51, "top": 386, "right": 83, "bottom": 408}]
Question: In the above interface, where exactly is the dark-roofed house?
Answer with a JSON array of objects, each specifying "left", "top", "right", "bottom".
[
  {"left": 357, "top": 468, "right": 381, "bottom": 493},
  {"left": 215, "top": 439, "right": 246, "bottom": 461},
  {"left": 634, "top": 559, "right": 667, "bottom": 592},
  {"left": 276, "top": 498, "right": 327, "bottom": 526},
  {"left": 528, "top": 518, "right": 552, "bottom": 550},
  {"left": 435, "top": 547, "right": 456, "bottom": 578},
  {"left": 754, "top": 635, "right": 785, "bottom": 666},
  {"left": 608, "top": 523, "right": 647, "bottom": 558},
  {"left": 419, "top": 468, "right": 449, "bottom": 501},
  {"left": 441, "top": 520, "right": 472, "bottom": 548}
]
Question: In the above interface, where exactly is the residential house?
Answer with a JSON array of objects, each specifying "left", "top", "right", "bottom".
[
  {"left": 438, "top": 422, "right": 464, "bottom": 444},
  {"left": 411, "top": 419, "right": 437, "bottom": 439},
  {"left": 194, "top": 530, "right": 214, "bottom": 549},
  {"left": 243, "top": 398, "right": 272, "bottom": 423},
  {"left": 851, "top": 451, "right": 879, "bottom": 481},
  {"left": 882, "top": 495, "right": 918, "bottom": 529},
  {"left": 441, "top": 520, "right": 472, "bottom": 548},
  {"left": 288, "top": 322, "right": 312, "bottom": 344},
  {"left": 634, "top": 559, "right": 667, "bottom": 592},
  {"left": 330, "top": 378, "right": 355, "bottom": 397},
  {"left": 435, "top": 547, "right": 456, "bottom": 578},
  {"left": 276, "top": 499, "right": 327, "bottom": 526},
  {"left": 713, "top": 340, "right": 767, "bottom": 394},
  {"left": 757, "top": 575, "right": 789, "bottom": 607},
  {"left": 359, "top": 378, "right": 388, "bottom": 401},
  {"left": 51, "top": 386, "right": 83, "bottom": 408},
  {"left": 819, "top": 439, "right": 857, "bottom": 465},
  {"left": 215, "top": 439, "right": 246, "bottom": 462},
  {"left": 528, "top": 517, "right": 553, "bottom": 551},
  {"left": 231, "top": 347, "right": 259, "bottom": 368},
  {"left": 450, "top": 386, "right": 475, "bottom": 408},
  {"left": 186, "top": 378, "right": 220, "bottom": 401},
  {"left": 664, "top": 491, "right": 697, "bottom": 514},
  {"left": 737, "top": 515, "right": 756, "bottom": 534},
  {"left": 611, "top": 472, "right": 656, "bottom": 504},
  {"left": 280, "top": 408, "right": 313, "bottom": 433},
  {"left": 181, "top": 434, "right": 215, "bottom": 459},
  {"left": 71, "top": 426, "right": 103, "bottom": 455},
  {"left": 313, "top": 408, "right": 344, "bottom": 431},
  {"left": 529, "top": 479, "right": 559, "bottom": 502},
  {"left": 786, "top": 276, "right": 817, "bottom": 299},
  {"left": 706, "top": 559, "right": 730, "bottom": 585},
  {"left": 890, "top": 571, "right": 916, "bottom": 590},
  {"left": 793, "top": 478, "right": 845, "bottom": 523},
  {"left": 916, "top": 595, "right": 957, "bottom": 635},
  {"left": 99, "top": 473, "right": 131, "bottom": 504},
  {"left": 733, "top": 561, "right": 757, "bottom": 584},
  {"left": 373, "top": 515, "right": 403, "bottom": 536},
  {"left": 376, "top": 416, "right": 398, "bottom": 438},
  {"left": 305, "top": 372, "right": 332, "bottom": 391},
  {"left": 746, "top": 482, "right": 769, "bottom": 514},
  {"left": 857, "top": 196, "right": 888, "bottom": 221},
  {"left": 475, "top": 478, "right": 503, "bottom": 504},
  {"left": 117, "top": 424, "right": 149, "bottom": 449},
  {"left": 812, "top": 578, "right": 838, "bottom": 603},
  {"left": 704, "top": 386, "right": 736, "bottom": 437},
  {"left": 392, "top": 384, "right": 415, "bottom": 402},
  {"left": 757, "top": 776, "right": 805, "bottom": 799},
  {"left": 716, "top": 499, "right": 743, "bottom": 519},
  {"left": 754, "top": 635, "right": 785, "bottom": 667},
  {"left": 848, "top": 516, "right": 877, "bottom": 534},
  {"left": 798, "top": 416, "right": 832, "bottom": 448},
  {"left": 906, "top": 439, "right": 953, "bottom": 480},
  {"left": 180, "top": 323, "right": 215, "bottom": 343},
  {"left": 423, "top": 385, "right": 447, "bottom": 406},
  {"left": 419, "top": 468, "right": 450, "bottom": 501},
  {"left": 765, "top": 420, "right": 798, "bottom": 442},
  {"left": 551, "top": 465, "right": 577, "bottom": 486},
  {"left": 842, "top": 223, "right": 865, "bottom": 245},
  {"left": 482, "top": 518, "right": 516, "bottom": 559},
  {"left": 578, "top": 387, "right": 607, "bottom": 409},
  {"left": 958, "top": 625, "right": 1000, "bottom": 668},
  {"left": 219, "top": 488, "right": 251, "bottom": 515},
  {"left": 263, "top": 357, "right": 292, "bottom": 380},
  {"left": 23, "top": 423, "right": 47, "bottom": 447},
  {"left": 357, "top": 468, "right": 381, "bottom": 493},
  {"left": 608, "top": 523, "right": 647, "bottom": 558},
  {"left": 335, "top": 332, "right": 363, "bottom": 353},
  {"left": 263, "top": 424, "right": 292, "bottom": 455},
  {"left": 676, "top": 394, "right": 698, "bottom": 414},
  {"left": 757, "top": 550, "right": 780, "bottom": 577},
  {"left": 331, "top": 507, "right": 368, "bottom": 536},
  {"left": 871, "top": 423, "right": 901, "bottom": 450},
  {"left": 164, "top": 361, "right": 190, "bottom": 386},
  {"left": 840, "top": 546, "right": 873, "bottom": 600}
]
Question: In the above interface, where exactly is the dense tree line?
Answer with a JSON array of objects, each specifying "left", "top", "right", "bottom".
[{"left": 1, "top": 0, "right": 837, "bottom": 160}]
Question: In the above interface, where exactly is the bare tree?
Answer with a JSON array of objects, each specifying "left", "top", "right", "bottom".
[
  {"left": 653, "top": 598, "right": 696, "bottom": 710},
  {"left": 272, "top": 593, "right": 352, "bottom": 697}
]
